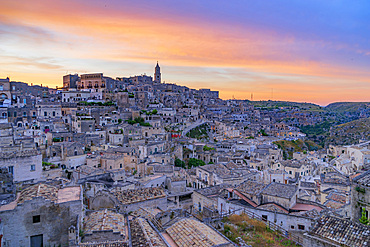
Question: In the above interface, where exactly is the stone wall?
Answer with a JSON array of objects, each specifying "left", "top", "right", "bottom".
[
  {"left": 218, "top": 197, "right": 315, "bottom": 233},
  {"left": 303, "top": 233, "right": 337, "bottom": 247},
  {"left": 120, "top": 197, "right": 167, "bottom": 213},
  {"left": 351, "top": 183, "right": 370, "bottom": 222},
  {"left": 0, "top": 153, "right": 42, "bottom": 182},
  {"left": 0, "top": 197, "right": 82, "bottom": 247}
]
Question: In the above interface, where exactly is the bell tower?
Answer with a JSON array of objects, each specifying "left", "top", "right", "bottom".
[{"left": 154, "top": 61, "right": 161, "bottom": 83}]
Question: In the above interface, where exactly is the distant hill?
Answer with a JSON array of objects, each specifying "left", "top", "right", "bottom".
[
  {"left": 324, "top": 117, "right": 370, "bottom": 146},
  {"left": 250, "top": 100, "right": 323, "bottom": 111},
  {"left": 325, "top": 102, "right": 370, "bottom": 113}
]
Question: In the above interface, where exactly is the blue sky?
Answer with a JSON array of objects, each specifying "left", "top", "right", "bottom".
[{"left": 1, "top": 0, "right": 370, "bottom": 105}]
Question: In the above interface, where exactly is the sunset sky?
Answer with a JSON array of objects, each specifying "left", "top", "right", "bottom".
[{"left": 1, "top": 0, "right": 370, "bottom": 105}]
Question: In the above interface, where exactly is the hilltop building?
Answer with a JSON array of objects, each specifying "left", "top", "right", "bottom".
[{"left": 154, "top": 61, "right": 161, "bottom": 83}]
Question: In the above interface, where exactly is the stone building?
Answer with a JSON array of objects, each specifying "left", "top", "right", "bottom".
[
  {"left": 63, "top": 74, "right": 79, "bottom": 90},
  {"left": 154, "top": 62, "right": 161, "bottom": 83},
  {"left": 351, "top": 170, "right": 370, "bottom": 223},
  {"left": 0, "top": 150, "right": 42, "bottom": 183},
  {"left": 192, "top": 184, "right": 228, "bottom": 216},
  {"left": 0, "top": 183, "right": 83, "bottom": 247},
  {"left": 260, "top": 182, "right": 298, "bottom": 209}
]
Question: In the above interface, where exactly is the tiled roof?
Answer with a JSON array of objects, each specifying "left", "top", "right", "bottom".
[
  {"left": 237, "top": 180, "right": 265, "bottom": 196},
  {"left": 324, "top": 200, "right": 345, "bottom": 209},
  {"left": 326, "top": 192, "right": 347, "bottom": 204},
  {"left": 0, "top": 149, "right": 40, "bottom": 159},
  {"left": 166, "top": 218, "right": 232, "bottom": 247},
  {"left": 260, "top": 182, "right": 297, "bottom": 199},
  {"left": 113, "top": 187, "right": 166, "bottom": 205},
  {"left": 79, "top": 241, "right": 129, "bottom": 247},
  {"left": 18, "top": 183, "right": 58, "bottom": 204},
  {"left": 309, "top": 215, "right": 370, "bottom": 247},
  {"left": 353, "top": 170, "right": 370, "bottom": 187},
  {"left": 257, "top": 203, "right": 288, "bottom": 214},
  {"left": 129, "top": 218, "right": 151, "bottom": 246},
  {"left": 290, "top": 208, "right": 320, "bottom": 219},
  {"left": 195, "top": 184, "right": 229, "bottom": 197},
  {"left": 300, "top": 181, "right": 316, "bottom": 188},
  {"left": 84, "top": 209, "right": 126, "bottom": 236},
  {"left": 136, "top": 218, "right": 167, "bottom": 247},
  {"left": 280, "top": 160, "right": 306, "bottom": 168}
]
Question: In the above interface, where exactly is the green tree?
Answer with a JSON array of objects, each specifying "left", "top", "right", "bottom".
[
  {"left": 260, "top": 129, "right": 268, "bottom": 136},
  {"left": 118, "top": 118, "right": 122, "bottom": 124},
  {"left": 134, "top": 117, "right": 144, "bottom": 123},
  {"left": 175, "top": 158, "right": 186, "bottom": 168},
  {"left": 203, "top": 145, "right": 215, "bottom": 151},
  {"left": 187, "top": 158, "right": 206, "bottom": 169},
  {"left": 359, "top": 208, "right": 369, "bottom": 225}
]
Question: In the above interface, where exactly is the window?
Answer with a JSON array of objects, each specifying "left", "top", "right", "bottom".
[
  {"left": 44, "top": 111, "right": 47, "bottom": 117},
  {"left": 110, "top": 166, "right": 112, "bottom": 169},
  {"left": 30, "top": 165, "right": 35, "bottom": 171},
  {"left": 23, "top": 112, "right": 27, "bottom": 117},
  {"left": 120, "top": 164, "right": 122, "bottom": 168},
  {"left": 52, "top": 111, "right": 55, "bottom": 116},
  {"left": 289, "top": 171, "right": 292, "bottom": 175},
  {"left": 33, "top": 215, "right": 40, "bottom": 223},
  {"left": 33, "top": 112, "right": 36, "bottom": 116},
  {"left": 298, "top": 225, "right": 305, "bottom": 230},
  {"left": 14, "top": 112, "right": 17, "bottom": 117},
  {"left": 0, "top": 85, "right": 3, "bottom": 91},
  {"left": 23, "top": 99, "right": 27, "bottom": 104},
  {"left": 8, "top": 166, "right": 14, "bottom": 174},
  {"left": 291, "top": 225, "right": 295, "bottom": 229},
  {"left": 262, "top": 215, "right": 268, "bottom": 221}
]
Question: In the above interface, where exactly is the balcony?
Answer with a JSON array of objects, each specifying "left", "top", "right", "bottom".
[{"left": 87, "top": 86, "right": 92, "bottom": 89}]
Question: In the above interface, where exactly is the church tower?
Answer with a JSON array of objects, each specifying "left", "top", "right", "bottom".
[{"left": 154, "top": 61, "right": 161, "bottom": 83}]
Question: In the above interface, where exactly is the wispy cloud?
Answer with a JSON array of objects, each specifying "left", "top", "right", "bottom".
[{"left": 0, "top": 0, "right": 370, "bottom": 104}]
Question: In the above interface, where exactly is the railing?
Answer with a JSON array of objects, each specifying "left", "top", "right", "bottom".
[{"left": 218, "top": 208, "right": 304, "bottom": 246}]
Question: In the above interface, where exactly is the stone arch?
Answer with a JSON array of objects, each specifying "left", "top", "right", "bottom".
[
  {"left": 90, "top": 191, "right": 117, "bottom": 210},
  {"left": 0, "top": 93, "right": 8, "bottom": 100}
]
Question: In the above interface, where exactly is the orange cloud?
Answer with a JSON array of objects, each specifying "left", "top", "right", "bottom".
[{"left": 1, "top": 0, "right": 370, "bottom": 105}]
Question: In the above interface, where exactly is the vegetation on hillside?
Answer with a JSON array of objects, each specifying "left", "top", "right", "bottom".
[
  {"left": 222, "top": 214, "right": 299, "bottom": 247},
  {"left": 186, "top": 124, "right": 209, "bottom": 139},
  {"left": 250, "top": 100, "right": 323, "bottom": 111},
  {"left": 324, "top": 117, "right": 370, "bottom": 146},
  {"left": 175, "top": 157, "right": 206, "bottom": 169},
  {"left": 79, "top": 101, "right": 115, "bottom": 106},
  {"left": 273, "top": 139, "right": 322, "bottom": 159},
  {"left": 203, "top": 145, "right": 215, "bottom": 151},
  {"left": 125, "top": 117, "right": 151, "bottom": 126}
]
